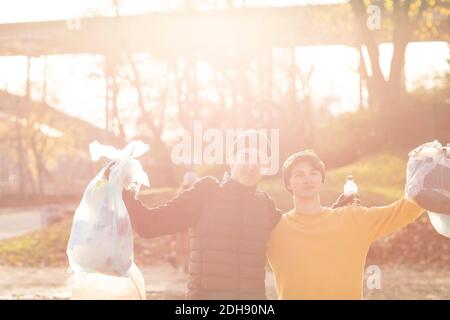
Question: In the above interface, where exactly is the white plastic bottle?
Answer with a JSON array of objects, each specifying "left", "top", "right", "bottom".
[{"left": 344, "top": 175, "right": 358, "bottom": 197}]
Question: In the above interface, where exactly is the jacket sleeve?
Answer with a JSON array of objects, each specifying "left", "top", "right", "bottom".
[{"left": 122, "top": 176, "right": 219, "bottom": 238}]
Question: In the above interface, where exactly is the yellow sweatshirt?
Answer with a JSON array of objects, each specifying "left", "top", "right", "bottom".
[{"left": 266, "top": 197, "right": 425, "bottom": 300}]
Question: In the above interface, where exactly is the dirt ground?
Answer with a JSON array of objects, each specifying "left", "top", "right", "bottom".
[{"left": 0, "top": 263, "right": 448, "bottom": 300}]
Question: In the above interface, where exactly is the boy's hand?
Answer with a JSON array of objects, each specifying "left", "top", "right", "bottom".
[
  {"left": 122, "top": 188, "right": 138, "bottom": 202},
  {"left": 331, "top": 193, "right": 361, "bottom": 209},
  {"left": 103, "top": 160, "right": 137, "bottom": 197},
  {"left": 103, "top": 160, "right": 117, "bottom": 180}
]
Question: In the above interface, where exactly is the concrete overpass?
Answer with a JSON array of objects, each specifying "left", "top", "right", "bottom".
[{"left": 0, "top": 4, "right": 448, "bottom": 57}]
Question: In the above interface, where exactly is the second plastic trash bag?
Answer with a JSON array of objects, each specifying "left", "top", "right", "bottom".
[
  {"left": 66, "top": 140, "right": 150, "bottom": 299},
  {"left": 405, "top": 140, "right": 450, "bottom": 238}
]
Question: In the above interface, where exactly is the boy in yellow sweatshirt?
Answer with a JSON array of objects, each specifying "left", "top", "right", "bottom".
[{"left": 267, "top": 150, "right": 425, "bottom": 300}]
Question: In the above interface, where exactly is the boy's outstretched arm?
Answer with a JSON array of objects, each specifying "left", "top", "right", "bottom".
[
  {"left": 122, "top": 176, "right": 219, "bottom": 238},
  {"left": 353, "top": 197, "right": 425, "bottom": 242}
]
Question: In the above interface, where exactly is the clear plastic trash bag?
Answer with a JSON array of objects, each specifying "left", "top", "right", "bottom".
[
  {"left": 67, "top": 140, "right": 150, "bottom": 278},
  {"left": 405, "top": 140, "right": 450, "bottom": 237}
]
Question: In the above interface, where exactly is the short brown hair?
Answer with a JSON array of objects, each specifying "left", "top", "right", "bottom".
[{"left": 282, "top": 150, "right": 326, "bottom": 194}]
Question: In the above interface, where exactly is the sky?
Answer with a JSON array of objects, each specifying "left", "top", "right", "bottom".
[
  {"left": 0, "top": 0, "right": 448, "bottom": 135},
  {"left": 0, "top": 0, "right": 349, "bottom": 23}
]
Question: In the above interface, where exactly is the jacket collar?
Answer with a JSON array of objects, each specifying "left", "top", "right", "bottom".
[{"left": 222, "top": 172, "right": 258, "bottom": 194}]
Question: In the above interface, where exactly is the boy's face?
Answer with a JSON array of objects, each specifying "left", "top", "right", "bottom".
[
  {"left": 288, "top": 161, "right": 323, "bottom": 199},
  {"left": 230, "top": 149, "right": 263, "bottom": 187}
]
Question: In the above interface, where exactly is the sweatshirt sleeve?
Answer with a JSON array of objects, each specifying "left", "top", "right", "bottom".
[
  {"left": 122, "top": 176, "right": 219, "bottom": 238},
  {"left": 352, "top": 197, "right": 426, "bottom": 242}
]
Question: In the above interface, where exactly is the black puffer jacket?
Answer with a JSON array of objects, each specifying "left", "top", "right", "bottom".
[{"left": 187, "top": 178, "right": 275, "bottom": 299}]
